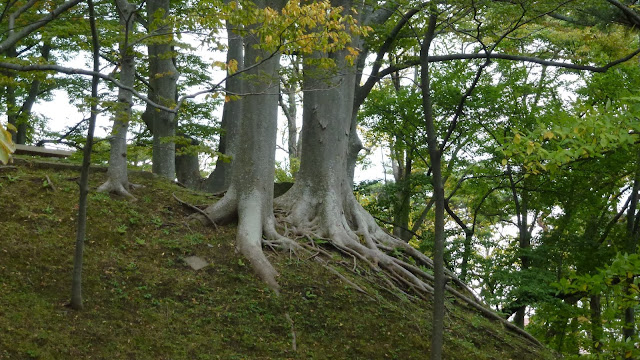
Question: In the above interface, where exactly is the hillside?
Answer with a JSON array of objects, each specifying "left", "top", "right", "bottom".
[{"left": 0, "top": 158, "right": 558, "bottom": 359}]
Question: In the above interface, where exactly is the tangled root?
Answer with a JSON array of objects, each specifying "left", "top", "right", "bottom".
[
  {"left": 187, "top": 184, "right": 541, "bottom": 346},
  {"left": 271, "top": 185, "right": 542, "bottom": 346},
  {"left": 97, "top": 179, "right": 140, "bottom": 199}
]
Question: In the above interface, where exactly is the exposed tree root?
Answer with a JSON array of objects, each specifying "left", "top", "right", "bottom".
[
  {"left": 284, "top": 312, "right": 297, "bottom": 352},
  {"left": 196, "top": 189, "right": 292, "bottom": 292},
  {"left": 190, "top": 180, "right": 541, "bottom": 347},
  {"left": 44, "top": 174, "right": 56, "bottom": 192},
  {"left": 173, "top": 193, "right": 218, "bottom": 230},
  {"left": 96, "top": 179, "right": 138, "bottom": 199},
  {"left": 273, "top": 184, "right": 542, "bottom": 346}
]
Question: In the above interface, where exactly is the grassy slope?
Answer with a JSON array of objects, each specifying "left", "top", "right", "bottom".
[{"left": 0, "top": 159, "right": 558, "bottom": 359}]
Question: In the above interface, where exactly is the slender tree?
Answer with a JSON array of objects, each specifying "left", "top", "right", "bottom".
[{"left": 70, "top": 0, "right": 100, "bottom": 310}]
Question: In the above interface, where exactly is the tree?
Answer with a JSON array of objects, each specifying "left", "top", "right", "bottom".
[
  {"left": 202, "top": 0, "right": 244, "bottom": 193},
  {"left": 97, "top": 0, "right": 140, "bottom": 198},
  {"left": 143, "top": 0, "right": 178, "bottom": 179},
  {"left": 71, "top": 0, "right": 100, "bottom": 310}
]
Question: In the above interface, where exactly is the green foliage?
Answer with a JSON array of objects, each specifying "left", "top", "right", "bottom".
[
  {"left": 528, "top": 253, "right": 640, "bottom": 358},
  {"left": 274, "top": 157, "right": 299, "bottom": 183}
]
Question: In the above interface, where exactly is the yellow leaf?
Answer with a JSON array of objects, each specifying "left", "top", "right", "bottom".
[
  {"left": 501, "top": 159, "right": 507, "bottom": 166},
  {"left": 543, "top": 131, "right": 554, "bottom": 140},
  {"left": 514, "top": 133, "right": 521, "bottom": 144},
  {"left": 227, "top": 59, "right": 238, "bottom": 75},
  {"left": 6, "top": 123, "right": 17, "bottom": 132},
  {"left": 0, "top": 126, "right": 16, "bottom": 165},
  {"left": 526, "top": 141, "right": 534, "bottom": 155}
]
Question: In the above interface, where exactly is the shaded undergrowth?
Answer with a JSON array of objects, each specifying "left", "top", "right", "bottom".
[{"left": 0, "top": 158, "right": 558, "bottom": 359}]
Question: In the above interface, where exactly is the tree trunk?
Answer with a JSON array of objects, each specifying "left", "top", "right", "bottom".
[
  {"left": 420, "top": 12, "right": 444, "bottom": 360},
  {"left": 175, "top": 135, "right": 202, "bottom": 188},
  {"left": 146, "top": 0, "right": 178, "bottom": 179},
  {"left": 392, "top": 141, "right": 412, "bottom": 241},
  {"left": 507, "top": 165, "right": 530, "bottom": 328},
  {"left": 459, "top": 230, "right": 474, "bottom": 281},
  {"left": 97, "top": 0, "right": 137, "bottom": 198},
  {"left": 13, "top": 44, "right": 52, "bottom": 144},
  {"left": 590, "top": 295, "right": 603, "bottom": 354},
  {"left": 272, "top": 0, "right": 439, "bottom": 307},
  {"left": 71, "top": 0, "right": 99, "bottom": 310},
  {"left": 278, "top": 56, "right": 301, "bottom": 175},
  {"left": 623, "top": 150, "right": 640, "bottom": 343},
  {"left": 202, "top": 12, "right": 243, "bottom": 193},
  {"left": 200, "top": 0, "right": 284, "bottom": 290}
]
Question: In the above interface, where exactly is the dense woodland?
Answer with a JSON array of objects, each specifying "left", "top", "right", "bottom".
[{"left": 2, "top": 0, "right": 640, "bottom": 358}]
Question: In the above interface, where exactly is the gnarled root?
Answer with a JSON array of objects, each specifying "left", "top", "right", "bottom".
[
  {"left": 194, "top": 189, "right": 287, "bottom": 292},
  {"left": 275, "top": 183, "right": 435, "bottom": 299},
  {"left": 275, "top": 183, "right": 542, "bottom": 346},
  {"left": 97, "top": 179, "right": 137, "bottom": 199}
]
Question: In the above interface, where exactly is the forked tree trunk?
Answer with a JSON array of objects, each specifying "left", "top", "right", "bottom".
[
  {"left": 200, "top": 0, "right": 284, "bottom": 289},
  {"left": 97, "top": 0, "right": 137, "bottom": 198}
]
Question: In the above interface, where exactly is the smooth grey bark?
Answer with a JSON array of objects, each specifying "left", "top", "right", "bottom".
[
  {"left": 146, "top": 0, "right": 178, "bottom": 179},
  {"left": 175, "top": 135, "right": 202, "bottom": 188},
  {"left": 71, "top": 0, "right": 99, "bottom": 310},
  {"left": 202, "top": 14, "right": 243, "bottom": 193},
  {"left": 97, "top": 0, "right": 137, "bottom": 198},
  {"left": 200, "top": 0, "right": 285, "bottom": 289},
  {"left": 345, "top": 5, "right": 415, "bottom": 185},
  {"left": 275, "top": 0, "right": 436, "bottom": 305}
]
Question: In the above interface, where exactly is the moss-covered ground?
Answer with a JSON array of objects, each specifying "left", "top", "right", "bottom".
[{"left": 0, "top": 158, "right": 558, "bottom": 359}]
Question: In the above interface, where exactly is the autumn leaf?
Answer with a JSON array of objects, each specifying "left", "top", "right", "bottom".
[{"left": 0, "top": 123, "right": 17, "bottom": 165}]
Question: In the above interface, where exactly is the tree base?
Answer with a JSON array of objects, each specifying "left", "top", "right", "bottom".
[{"left": 97, "top": 179, "right": 141, "bottom": 199}]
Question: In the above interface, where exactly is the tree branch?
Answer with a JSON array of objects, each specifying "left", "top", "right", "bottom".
[
  {"left": 604, "top": 0, "right": 640, "bottom": 26},
  {"left": 378, "top": 47, "right": 640, "bottom": 80},
  {"left": 0, "top": 0, "right": 83, "bottom": 53},
  {"left": 0, "top": 61, "right": 176, "bottom": 112}
]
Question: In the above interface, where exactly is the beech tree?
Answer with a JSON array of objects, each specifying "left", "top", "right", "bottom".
[
  {"left": 4, "top": 0, "right": 640, "bottom": 357},
  {"left": 97, "top": 0, "right": 139, "bottom": 198},
  {"left": 144, "top": 0, "right": 178, "bottom": 179}
]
